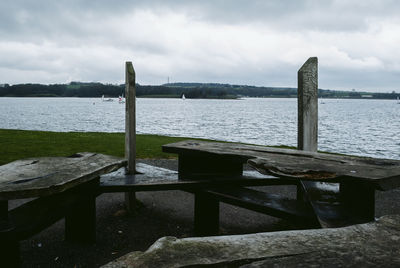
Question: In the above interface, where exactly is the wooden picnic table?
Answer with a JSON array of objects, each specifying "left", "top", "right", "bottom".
[
  {"left": 162, "top": 140, "right": 400, "bottom": 233},
  {"left": 0, "top": 152, "right": 125, "bottom": 267}
]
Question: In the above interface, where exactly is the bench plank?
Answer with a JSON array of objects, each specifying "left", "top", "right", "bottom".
[
  {"left": 205, "top": 187, "right": 317, "bottom": 224},
  {"left": 99, "top": 164, "right": 297, "bottom": 192},
  {"left": 0, "top": 180, "right": 100, "bottom": 241}
]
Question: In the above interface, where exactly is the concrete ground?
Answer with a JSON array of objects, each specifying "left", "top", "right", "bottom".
[{"left": 14, "top": 159, "right": 400, "bottom": 267}]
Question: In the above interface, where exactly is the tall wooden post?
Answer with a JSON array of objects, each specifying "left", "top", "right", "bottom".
[
  {"left": 297, "top": 57, "right": 318, "bottom": 152},
  {"left": 125, "top": 61, "right": 137, "bottom": 212},
  {"left": 297, "top": 57, "right": 318, "bottom": 205}
]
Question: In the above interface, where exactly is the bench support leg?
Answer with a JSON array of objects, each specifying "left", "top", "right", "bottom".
[
  {"left": 0, "top": 200, "right": 10, "bottom": 230},
  {"left": 340, "top": 181, "right": 375, "bottom": 222},
  {"left": 194, "top": 191, "right": 219, "bottom": 236},
  {"left": 296, "top": 182, "right": 306, "bottom": 202},
  {"left": 0, "top": 201, "right": 20, "bottom": 268},
  {"left": 125, "top": 191, "right": 138, "bottom": 213},
  {"left": 0, "top": 240, "right": 19, "bottom": 268},
  {"left": 65, "top": 180, "right": 98, "bottom": 244}
]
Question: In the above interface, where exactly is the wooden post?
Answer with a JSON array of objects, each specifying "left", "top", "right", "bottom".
[
  {"left": 297, "top": 57, "right": 318, "bottom": 152},
  {"left": 125, "top": 61, "right": 136, "bottom": 174},
  {"left": 124, "top": 61, "right": 137, "bottom": 212},
  {"left": 297, "top": 57, "right": 318, "bottom": 203}
]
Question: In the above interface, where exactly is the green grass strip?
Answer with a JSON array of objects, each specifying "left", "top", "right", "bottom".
[
  {"left": 0, "top": 129, "right": 194, "bottom": 165},
  {"left": 0, "top": 129, "right": 346, "bottom": 166}
]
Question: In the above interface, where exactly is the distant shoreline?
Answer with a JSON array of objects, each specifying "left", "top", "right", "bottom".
[
  {"left": 1, "top": 82, "right": 398, "bottom": 100},
  {"left": 1, "top": 95, "right": 398, "bottom": 100}
]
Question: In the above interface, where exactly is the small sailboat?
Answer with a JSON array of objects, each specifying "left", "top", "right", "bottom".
[
  {"left": 102, "top": 95, "right": 114, "bottom": 102},
  {"left": 182, "top": 94, "right": 186, "bottom": 100},
  {"left": 118, "top": 94, "right": 125, "bottom": 104}
]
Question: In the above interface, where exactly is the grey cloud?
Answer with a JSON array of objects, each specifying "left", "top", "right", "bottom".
[
  {"left": 0, "top": 0, "right": 399, "bottom": 91},
  {"left": 2, "top": 0, "right": 400, "bottom": 38}
]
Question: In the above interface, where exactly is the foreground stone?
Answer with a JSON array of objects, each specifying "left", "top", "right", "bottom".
[{"left": 103, "top": 215, "right": 400, "bottom": 267}]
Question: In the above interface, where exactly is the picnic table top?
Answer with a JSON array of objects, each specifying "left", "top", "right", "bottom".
[
  {"left": 0, "top": 152, "right": 126, "bottom": 200},
  {"left": 163, "top": 140, "right": 400, "bottom": 190}
]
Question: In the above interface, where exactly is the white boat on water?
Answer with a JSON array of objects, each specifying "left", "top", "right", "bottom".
[
  {"left": 118, "top": 94, "right": 125, "bottom": 104},
  {"left": 182, "top": 94, "right": 186, "bottom": 100},
  {"left": 102, "top": 95, "right": 114, "bottom": 102}
]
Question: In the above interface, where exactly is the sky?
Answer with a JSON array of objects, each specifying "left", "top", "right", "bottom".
[{"left": 0, "top": 0, "right": 399, "bottom": 92}]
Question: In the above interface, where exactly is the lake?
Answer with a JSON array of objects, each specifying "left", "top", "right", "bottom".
[{"left": 0, "top": 97, "right": 399, "bottom": 160}]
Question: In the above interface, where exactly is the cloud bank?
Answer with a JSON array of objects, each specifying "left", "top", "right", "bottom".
[{"left": 0, "top": 0, "right": 399, "bottom": 92}]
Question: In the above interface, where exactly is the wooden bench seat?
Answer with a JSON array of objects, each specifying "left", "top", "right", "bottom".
[
  {"left": 99, "top": 163, "right": 297, "bottom": 192},
  {"left": 204, "top": 187, "right": 316, "bottom": 223},
  {"left": 1, "top": 179, "right": 99, "bottom": 243},
  {"left": 100, "top": 163, "right": 312, "bottom": 235},
  {"left": 0, "top": 180, "right": 99, "bottom": 267}
]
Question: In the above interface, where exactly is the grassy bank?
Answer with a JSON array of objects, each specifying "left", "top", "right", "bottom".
[{"left": 0, "top": 129, "right": 195, "bottom": 165}]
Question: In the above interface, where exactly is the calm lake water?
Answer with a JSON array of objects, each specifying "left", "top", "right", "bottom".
[{"left": 0, "top": 97, "right": 399, "bottom": 160}]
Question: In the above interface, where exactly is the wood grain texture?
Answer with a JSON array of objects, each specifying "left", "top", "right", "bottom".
[
  {"left": 125, "top": 61, "right": 136, "bottom": 175},
  {"left": 163, "top": 140, "right": 400, "bottom": 190},
  {"left": 103, "top": 215, "right": 400, "bottom": 268},
  {"left": 0, "top": 152, "right": 126, "bottom": 200},
  {"left": 99, "top": 163, "right": 295, "bottom": 192},
  {"left": 298, "top": 57, "right": 318, "bottom": 152}
]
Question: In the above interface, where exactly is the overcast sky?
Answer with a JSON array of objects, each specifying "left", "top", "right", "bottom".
[{"left": 0, "top": 0, "right": 399, "bottom": 92}]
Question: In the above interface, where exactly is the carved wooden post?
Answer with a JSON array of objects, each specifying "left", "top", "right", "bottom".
[
  {"left": 297, "top": 57, "right": 318, "bottom": 207},
  {"left": 125, "top": 62, "right": 137, "bottom": 212},
  {"left": 297, "top": 57, "right": 318, "bottom": 152}
]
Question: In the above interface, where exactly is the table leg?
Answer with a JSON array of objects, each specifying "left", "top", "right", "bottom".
[
  {"left": 340, "top": 181, "right": 375, "bottom": 222},
  {"left": 0, "top": 200, "right": 9, "bottom": 230},
  {"left": 0, "top": 200, "right": 20, "bottom": 267},
  {"left": 125, "top": 191, "right": 138, "bottom": 213},
  {"left": 65, "top": 179, "right": 98, "bottom": 244},
  {"left": 0, "top": 240, "right": 19, "bottom": 268},
  {"left": 194, "top": 191, "right": 219, "bottom": 236}
]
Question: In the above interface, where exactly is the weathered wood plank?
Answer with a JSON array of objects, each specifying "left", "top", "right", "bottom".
[
  {"left": 103, "top": 215, "right": 400, "bottom": 268},
  {"left": 0, "top": 185, "right": 98, "bottom": 241},
  {"left": 0, "top": 152, "right": 126, "bottom": 200},
  {"left": 99, "top": 164, "right": 296, "bottom": 192},
  {"left": 163, "top": 140, "right": 400, "bottom": 190},
  {"left": 205, "top": 187, "right": 317, "bottom": 224}
]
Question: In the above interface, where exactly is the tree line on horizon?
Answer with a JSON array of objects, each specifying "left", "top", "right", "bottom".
[{"left": 0, "top": 82, "right": 398, "bottom": 99}]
